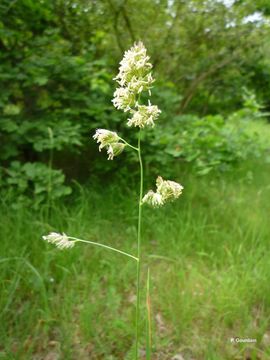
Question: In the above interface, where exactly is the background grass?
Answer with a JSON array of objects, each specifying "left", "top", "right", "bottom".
[{"left": 1, "top": 161, "right": 270, "bottom": 360}]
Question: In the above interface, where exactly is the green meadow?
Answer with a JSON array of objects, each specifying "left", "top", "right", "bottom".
[{"left": 1, "top": 160, "right": 270, "bottom": 359}]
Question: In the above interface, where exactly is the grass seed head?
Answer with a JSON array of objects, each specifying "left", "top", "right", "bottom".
[{"left": 42, "top": 232, "right": 75, "bottom": 250}]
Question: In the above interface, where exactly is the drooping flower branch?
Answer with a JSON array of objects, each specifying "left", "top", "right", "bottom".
[
  {"left": 43, "top": 232, "right": 138, "bottom": 261},
  {"left": 93, "top": 129, "right": 126, "bottom": 160},
  {"left": 93, "top": 129, "right": 120, "bottom": 150}
]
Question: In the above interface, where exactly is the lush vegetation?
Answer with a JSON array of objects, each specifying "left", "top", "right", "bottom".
[
  {"left": 1, "top": 0, "right": 270, "bottom": 359},
  {"left": 1, "top": 0, "right": 270, "bottom": 200},
  {"left": 1, "top": 161, "right": 270, "bottom": 359}
]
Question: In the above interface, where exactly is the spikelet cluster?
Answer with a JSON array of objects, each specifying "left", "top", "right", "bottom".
[
  {"left": 142, "top": 176, "right": 183, "bottom": 208},
  {"left": 93, "top": 129, "right": 125, "bottom": 160},
  {"left": 127, "top": 102, "right": 161, "bottom": 128},
  {"left": 42, "top": 232, "right": 75, "bottom": 249},
  {"left": 112, "top": 42, "right": 161, "bottom": 128}
]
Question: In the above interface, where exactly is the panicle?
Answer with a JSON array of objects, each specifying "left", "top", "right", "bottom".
[
  {"left": 112, "top": 41, "right": 159, "bottom": 128},
  {"left": 42, "top": 232, "right": 75, "bottom": 250},
  {"left": 114, "top": 42, "right": 152, "bottom": 87}
]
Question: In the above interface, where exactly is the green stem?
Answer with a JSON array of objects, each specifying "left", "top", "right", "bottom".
[
  {"left": 119, "top": 137, "right": 139, "bottom": 152},
  {"left": 146, "top": 267, "right": 152, "bottom": 360},
  {"left": 135, "top": 129, "right": 143, "bottom": 359},
  {"left": 68, "top": 237, "right": 138, "bottom": 261}
]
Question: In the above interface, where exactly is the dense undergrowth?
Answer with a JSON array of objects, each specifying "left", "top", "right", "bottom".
[{"left": 1, "top": 160, "right": 270, "bottom": 359}]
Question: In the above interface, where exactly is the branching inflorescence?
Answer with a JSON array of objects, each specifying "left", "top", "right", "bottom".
[{"left": 43, "top": 41, "right": 183, "bottom": 359}]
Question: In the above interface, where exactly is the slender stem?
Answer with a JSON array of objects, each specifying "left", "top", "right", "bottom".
[
  {"left": 68, "top": 237, "right": 138, "bottom": 261},
  {"left": 119, "top": 136, "right": 139, "bottom": 152},
  {"left": 146, "top": 267, "right": 152, "bottom": 360},
  {"left": 135, "top": 129, "right": 143, "bottom": 359}
]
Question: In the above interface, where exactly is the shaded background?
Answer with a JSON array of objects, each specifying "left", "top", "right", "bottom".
[{"left": 1, "top": 0, "right": 270, "bottom": 202}]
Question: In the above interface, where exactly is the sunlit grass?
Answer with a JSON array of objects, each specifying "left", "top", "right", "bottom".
[{"left": 1, "top": 161, "right": 270, "bottom": 359}]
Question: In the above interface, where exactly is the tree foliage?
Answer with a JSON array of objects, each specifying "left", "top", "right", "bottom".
[{"left": 0, "top": 0, "right": 269, "bottom": 205}]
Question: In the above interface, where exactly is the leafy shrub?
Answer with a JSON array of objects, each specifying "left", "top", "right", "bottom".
[
  {"left": 1, "top": 161, "right": 71, "bottom": 209},
  {"left": 0, "top": 1, "right": 118, "bottom": 201},
  {"left": 145, "top": 91, "right": 268, "bottom": 176}
]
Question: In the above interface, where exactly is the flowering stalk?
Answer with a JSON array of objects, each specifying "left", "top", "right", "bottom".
[
  {"left": 42, "top": 232, "right": 138, "bottom": 261},
  {"left": 110, "top": 42, "right": 183, "bottom": 358},
  {"left": 43, "top": 42, "right": 183, "bottom": 359}
]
